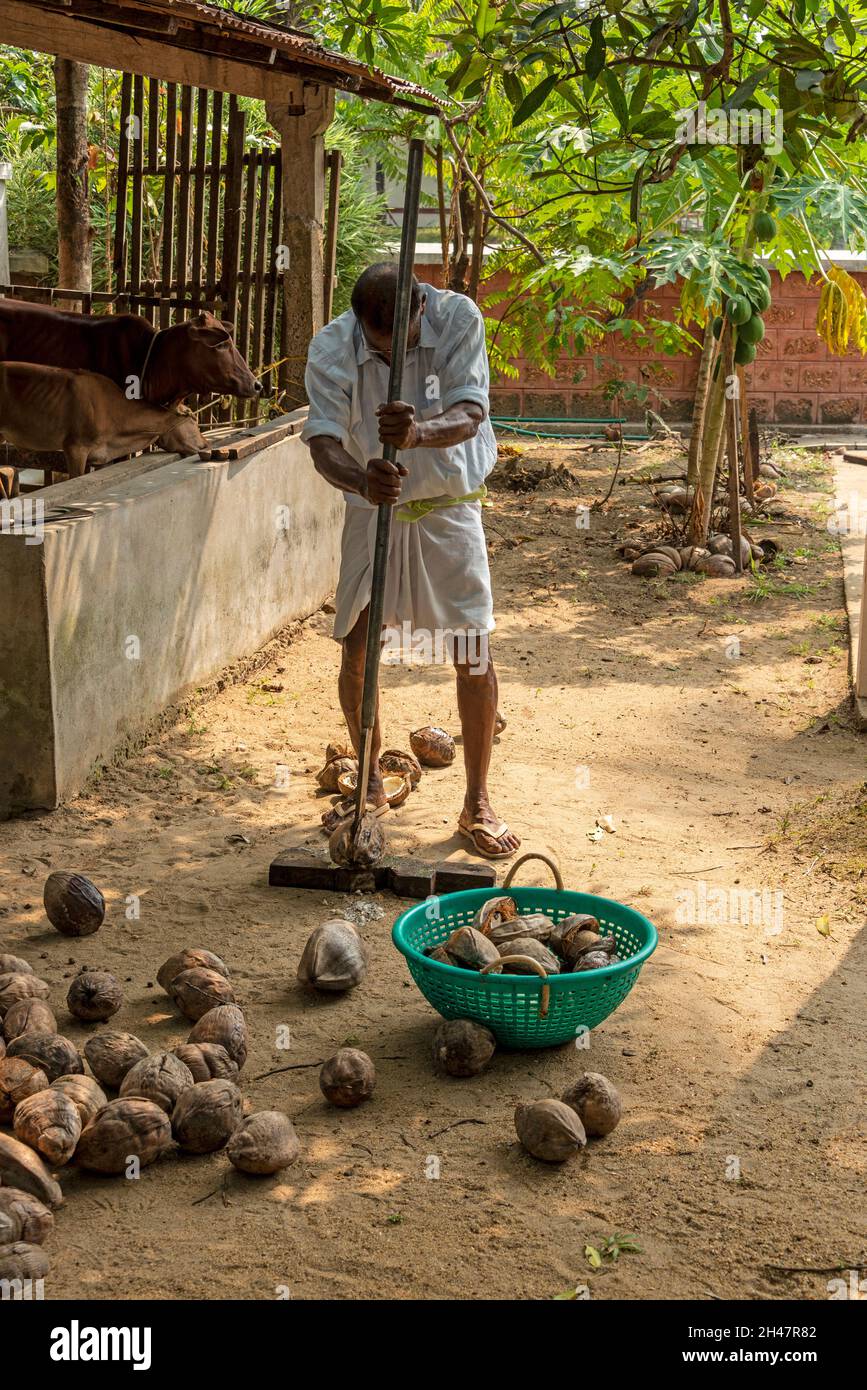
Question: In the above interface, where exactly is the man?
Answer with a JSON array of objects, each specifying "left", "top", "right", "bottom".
[{"left": 301, "top": 263, "right": 519, "bottom": 859}]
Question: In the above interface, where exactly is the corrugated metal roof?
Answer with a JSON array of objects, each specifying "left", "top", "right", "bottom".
[{"left": 32, "top": 0, "right": 441, "bottom": 110}]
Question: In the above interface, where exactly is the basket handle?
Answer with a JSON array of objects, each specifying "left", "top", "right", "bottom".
[
  {"left": 503, "top": 851, "right": 564, "bottom": 893},
  {"left": 480, "top": 955, "right": 551, "bottom": 1019}
]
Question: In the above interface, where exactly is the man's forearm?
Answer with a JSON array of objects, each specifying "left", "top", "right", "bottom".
[
  {"left": 413, "top": 401, "right": 485, "bottom": 449},
  {"left": 308, "top": 435, "right": 367, "bottom": 498}
]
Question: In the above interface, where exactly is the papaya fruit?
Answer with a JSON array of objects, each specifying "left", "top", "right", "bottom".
[
  {"left": 727, "top": 295, "right": 752, "bottom": 325},
  {"left": 754, "top": 211, "right": 776, "bottom": 242},
  {"left": 738, "top": 314, "right": 765, "bottom": 346},
  {"left": 734, "top": 337, "right": 757, "bottom": 366}
]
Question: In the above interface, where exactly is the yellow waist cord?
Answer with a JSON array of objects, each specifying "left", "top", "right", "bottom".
[{"left": 394, "top": 484, "right": 489, "bottom": 523}]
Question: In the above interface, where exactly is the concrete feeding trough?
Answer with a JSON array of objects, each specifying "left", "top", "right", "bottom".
[{"left": 0, "top": 412, "right": 343, "bottom": 815}]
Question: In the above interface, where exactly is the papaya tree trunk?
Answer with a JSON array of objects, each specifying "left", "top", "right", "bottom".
[
  {"left": 687, "top": 362, "right": 727, "bottom": 543},
  {"left": 687, "top": 323, "right": 716, "bottom": 487},
  {"left": 54, "top": 58, "right": 92, "bottom": 304}
]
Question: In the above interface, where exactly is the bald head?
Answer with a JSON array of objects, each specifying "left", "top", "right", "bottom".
[{"left": 351, "top": 262, "right": 423, "bottom": 335}]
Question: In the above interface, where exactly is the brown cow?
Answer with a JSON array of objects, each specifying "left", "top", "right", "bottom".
[
  {"left": 0, "top": 300, "right": 261, "bottom": 405},
  {"left": 0, "top": 362, "right": 206, "bottom": 478}
]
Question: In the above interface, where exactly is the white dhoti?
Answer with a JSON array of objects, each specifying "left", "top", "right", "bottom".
[{"left": 332, "top": 500, "right": 494, "bottom": 664}]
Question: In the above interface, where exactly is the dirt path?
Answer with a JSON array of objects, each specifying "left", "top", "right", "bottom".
[{"left": 2, "top": 441, "right": 864, "bottom": 1301}]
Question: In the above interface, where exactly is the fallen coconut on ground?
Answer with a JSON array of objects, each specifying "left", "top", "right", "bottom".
[
  {"left": 169, "top": 966, "right": 235, "bottom": 1022},
  {"left": 43, "top": 871, "right": 105, "bottom": 937},
  {"left": 297, "top": 919, "right": 368, "bottom": 993},
  {"left": 157, "top": 948, "right": 230, "bottom": 994},
  {"left": 0, "top": 954, "right": 34, "bottom": 975},
  {"left": 66, "top": 970, "right": 124, "bottom": 1023},
  {"left": 83, "top": 1031, "right": 149, "bottom": 1090},
  {"left": 0, "top": 1242, "right": 50, "bottom": 1283},
  {"left": 0, "top": 972, "right": 51, "bottom": 1017},
  {"left": 379, "top": 748, "right": 422, "bottom": 787},
  {"left": 0, "top": 1132, "right": 64, "bottom": 1208},
  {"left": 319, "top": 1049, "right": 375, "bottom": 1108},
  {"left": 76, "top": 1098, "right": 172, "bottom": 1174},
  {"left": 432, "top": 1019, "right": 496, "bottom": 1078},
  {"left": 410, "top": 726, "right": 456, "bottom": 767},
  {"left": 3, "top": 997, "right": 57, "bottom": 1040},
  {"left": 119, "top": 1052, "right": 195, "bottom": 1114},
  {"left": 172, "top": 1042, "right": 239, "bottom": 1083},
  {"left": 187, "top": 1004, "right": 248, "bottom": 1070},
  {"left": 0, "top": 1057, "right": 49, "bottom": 1123},
  {"left": 227, "top": 1112, "right": 300, "bottom": 1174},
  {"left": 14, "top": 1089, "right": 82, "bottom": 1166},
  {"left": 51, "top": 1074, "right": 108, "bottom": 1128},
  {"left": 6, "top": 1032, "right": 84, "bottom": 1082},
  {"left": 171, "top": 1078, "right": 243, "bottom": 1153},
  {"left": 515, "top": 1099, "right": 587, "bottom": 1162},
  {"left": 561, "top": 1073, "right": 622, "bottom": 1137},
  {"left": 0, "top": 1188, "right": 55, "bottom": 1246}
]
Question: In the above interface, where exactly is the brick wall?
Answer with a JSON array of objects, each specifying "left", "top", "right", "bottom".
[{"left": 415, "top": 261, "right": 867, "bottom": 426}]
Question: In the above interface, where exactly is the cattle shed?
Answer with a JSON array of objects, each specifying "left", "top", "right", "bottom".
[{"left": 0, "top": 0, "right": 438, "bottom": 816}]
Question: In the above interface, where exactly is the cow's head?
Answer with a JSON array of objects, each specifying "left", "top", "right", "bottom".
[
  {"left": 153, "top": 312, "right": 261, "bottom": 402},
  {"left": 157, "top": 403, "right": 207, "bottom": 457}
]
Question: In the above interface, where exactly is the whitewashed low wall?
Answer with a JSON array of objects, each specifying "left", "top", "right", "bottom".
[{"left": 0, "top": 411, "right": 343, "bottom": 815}]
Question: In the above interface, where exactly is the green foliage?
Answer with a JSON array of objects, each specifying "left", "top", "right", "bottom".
[{"left": 324, "top": 117, "right": 390, "bottom": 316}]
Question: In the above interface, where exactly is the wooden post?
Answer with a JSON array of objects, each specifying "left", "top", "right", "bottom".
[
  {"left": 723, "top": 323, "right": 744, "bottom": 573},
  {"left": 54, "top": 57, "right": 92, "bottom": 305},
  {"left": 266, "top": 83, "right": 335, "bottom": 406},
  {"left": 323, "top": 150, "right": 342, "bottom": 324}
]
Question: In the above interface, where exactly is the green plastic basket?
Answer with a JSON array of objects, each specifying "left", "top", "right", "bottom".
[{"left": 392, "top": 853, "right": 658, "bottom": 1048}]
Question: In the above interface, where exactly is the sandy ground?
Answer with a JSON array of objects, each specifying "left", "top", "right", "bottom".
[{"left": 1, "top": 439, "right": 865, "bottom": 1302}]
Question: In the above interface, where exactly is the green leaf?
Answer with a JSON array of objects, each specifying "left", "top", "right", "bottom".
[
  {"left": 629, "top": 163, "right": 644, "bottom": 224},
  {"left": 585, "top": 1243, "right": 603, "bottom": 1268},
  {"left": 586, "top": 16, "right": 606, "bottom": 80},
  {"left": 512, "top": 72, "right": 560, "bottom": 127},
  {"left": 603, "top": 68, "right": 629, "bottom": 132},
  {"left": 629, "top": 69, "right": 652, "bottom": 116},
  {"left": 503, "top": 69, "right": 523, "bottom": 107}
]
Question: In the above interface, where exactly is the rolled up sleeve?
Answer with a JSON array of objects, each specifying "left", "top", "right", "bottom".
[
  {"left": 301, "top": 348, "right": 353, "bottom": 450},
  {"left": 439, "top": 304, "right": 490, "bottom": 415}
]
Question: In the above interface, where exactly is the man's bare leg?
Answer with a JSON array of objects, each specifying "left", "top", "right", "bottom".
[
  {"left": 454, "top": 642, "right": 520, "bottom": 856},
  {"left": 338, "top": 605, "right": 386, "bottom": 808}
]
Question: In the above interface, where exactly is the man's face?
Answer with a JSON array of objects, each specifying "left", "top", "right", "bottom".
[{"left": 360, "top": 299, "right": 425, "bottom": 364}]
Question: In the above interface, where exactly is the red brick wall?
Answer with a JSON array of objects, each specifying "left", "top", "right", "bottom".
[{"left": 416, "top": 263, "right": 867, "bottom": 426}]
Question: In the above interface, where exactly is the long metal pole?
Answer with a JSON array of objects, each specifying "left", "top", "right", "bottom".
[{"left": 352, "top": 138, "right": 425, "bottom": 838}]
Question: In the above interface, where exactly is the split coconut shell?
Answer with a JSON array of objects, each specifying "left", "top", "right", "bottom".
[
  {"left": 379, "top": 748, "right": 422, "bottom": 788},
  {"left": 0, "top": 954, "right": 33, "bottom": 975}
]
